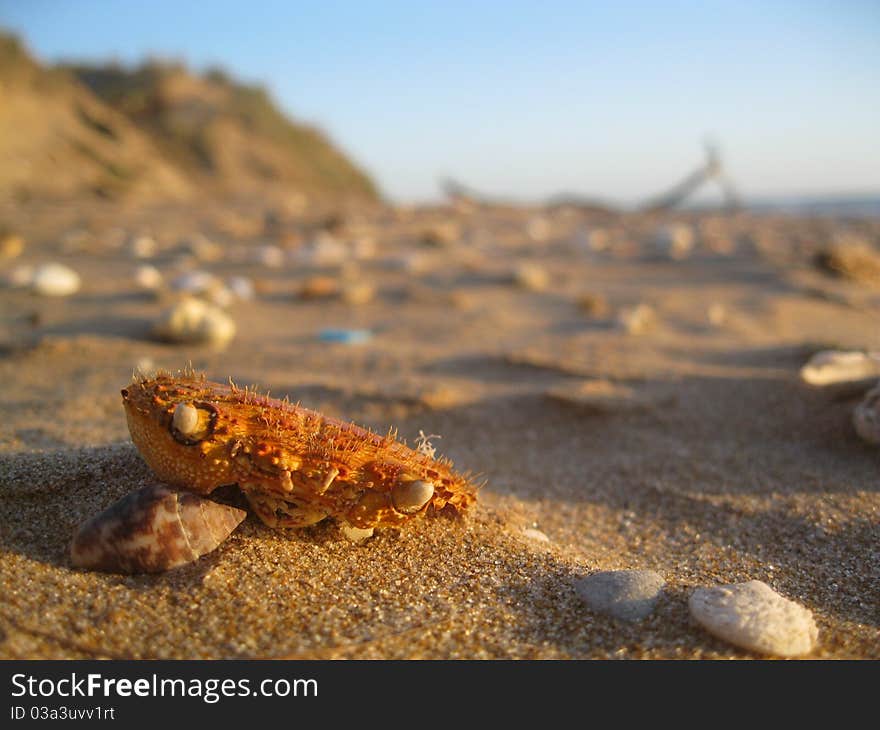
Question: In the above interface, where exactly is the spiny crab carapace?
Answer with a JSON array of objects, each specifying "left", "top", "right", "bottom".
[{"left": 70, "top": 371, "right": 479, "bottom": 573}]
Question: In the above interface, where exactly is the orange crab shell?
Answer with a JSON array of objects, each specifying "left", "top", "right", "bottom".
[{"left": 121, "top": 371, "right": 478, "bottom": 529}]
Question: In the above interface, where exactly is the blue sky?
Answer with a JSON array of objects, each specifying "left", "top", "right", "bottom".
[{"left": 2, "top": 0, "right": 878, "bottom": 203}]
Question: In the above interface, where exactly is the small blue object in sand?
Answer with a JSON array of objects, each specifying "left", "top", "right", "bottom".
[{"left": 317, "top": 328, "right": 372, "bottom": 344}]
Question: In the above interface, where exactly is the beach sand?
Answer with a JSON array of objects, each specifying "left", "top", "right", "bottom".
[{"left": 0, "top": 199, "right": 877, "bottom": 658}]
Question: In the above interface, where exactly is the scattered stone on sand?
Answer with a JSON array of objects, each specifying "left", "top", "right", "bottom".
[
  {"left": 0, "top": 230, "right": 24, "bottom": 259},
  {"left": 255, "top": 244, "right": 285, "bottom": 268},
  {"left": 227, "top": 276, "right": 255, "bottom": 301},
  {"left": 133, "top": 264, "right": 163, "bottom": 291},
  {"left": 707, "top": 303, "right": 727, "bottom": 326},
  {"left": 521, "top": 527, "right": 550, "bottom": 543},
  {"left": 341, "top": 281, "right": 376, "bottom": 305},
  {"left": 815, "top": 237, "right": 880, "bottom": 285},
  {"left": 527, "top": 216, "right": 551, "bottom": 243},
  {"left": 170, "top": 270, "right": 218, "bottom": 295},
  {"left": 420, "top": 222, "right": 459, "bottom": 248},
  {"left": 583, "top": 227, "right": 610, "bottom": 252},
  {"left": 298, "top": 275, "right": 341, "bottom": 300},
  {"left": 31, "top": 262, "right": 81, "bottom": 297},
  {"left": 167, "top": 271, "right": 231, "bottom": 307},
  {"left": 128, "top": 234, "right": 157, "bottom": 260},
  {"left": 688, "top": 580, "right": 818, "bottom": 657},
  {"left": 853, "top": 384, "right": 880, "bottom": 445},
  {"left": 618, "top": 303, "right": 657, "bottom": 335},
  {"left": 650, "top": 223, "right": 694, "bottom": 260},
  {"left": 152, "top": 297, "right": 237, "bottom": 347},
  {"left": 545, "top": 379, "right": 660, "bottom": 414},
  {"left": 574, "top": 569, "right": 666, "bottom": 622},
  {"left": 297, "top": 234, "right": 348, "bottom": 267},
  {"left": 799, "top": 350, "right": 880, "bottom": 386},
  {"left": 576, "top": 292, "right": 609, "bottom": 317},
  {"left": 513, "top": 262, "right": 550, "bottom": 292},
  {"left": 70, "top": 483, "right": 246, "bottom": 574},
  {"left": 339, "top": 524, "right": 374, "bottom": 543}
]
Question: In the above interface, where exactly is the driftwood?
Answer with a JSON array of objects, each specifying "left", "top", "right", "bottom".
[
  {"left": 442, "top": 140, "right": 739, "bottom": 215},
  {"left": 642, "top": 142, "right": 740, "bottom": 212}
]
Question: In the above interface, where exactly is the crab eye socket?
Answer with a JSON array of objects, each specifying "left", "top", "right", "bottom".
[{"left": 170, "top": 402, "right": 216, "bottom": 444}]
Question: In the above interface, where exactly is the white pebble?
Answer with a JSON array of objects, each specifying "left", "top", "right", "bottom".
[
  {"left": 339, "top": 524, "right": 374, "bottom": 543},
  {"left": 584, "top": 228, "right": 610, "bottom": 252},
  {"left": 31, "top": 263, "right": 81, "bottom": 297},
  {"left": 526, "top": 216, "right": 551, "bottom": 243},
  {"left": 255, "top": 244, "right": 285, "bottom": 268},
  {"left": 521, "top": 527, "right": 550, "bottom": 543},
  {"left": 689, "top": 580, "right": 818, "bottom": 657},
  {"left": 800, "top": 350, "right": 880, "bottom": 386},
  {"left": 513, "top": 263, "right": 550, "bottom": 292},
  {"left": 134, "top": 264, "right": 163, "bottom": 291},
  {"left": 128, "top": 235, "right": 157, "bottom": 259},
  {"left": 574, "top": 569, "right": 665, "bottom": 622},
  {"left": 152, "top": 297, "right": 236, "bottom": 347},
  {"left": 618, "top": 304, "right": 657, "bottom": 335}
]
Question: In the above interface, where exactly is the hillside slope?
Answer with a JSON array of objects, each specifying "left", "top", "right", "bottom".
[
  {"left": 0, "top": 33, "right": 191, "bottom": 202},
  {"left": 67, "top": 61, "right": 379, "bottom": 201},
  {"left": 0, "top": 32, "right": 379, "bottom": 203}
]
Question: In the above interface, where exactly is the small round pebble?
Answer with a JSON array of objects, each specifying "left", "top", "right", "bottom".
[
  {"left": 31, "top": 263, "right": 81, "bottom": 297},
  {"left": 689, "top": 580, "right": 818, "bottom": 657},
  {"left": 618, "top": 303, "right": 657, "bottom": 335},
  {"left": 521, "top": 527, "right": 550, "bottom": 543},
  {"left": 576, "top": 292, "right": 609, "bottom": 317},
  {"left": 339, "top": 524, "right": 374, "bottom": 543},
  {"left": 0, "top": 231, "right": 24, "bottom": 259},
  {"left": 134, "top": 264, "right": 163, "bottom": 291},
  {"left": 128, "top": 235, "right": 157, "bottom": 259},
  {"left": 574, "top": 569, "right": 665, "bottom": 622},
  {"left": 255, "top": 244, "right": 285, "bottom": 268},
  {"left": 152, "top": 297, "right": 237, "bottom": 347},
  {"left": 513, "top": 263, "right": 550, "bottom": 292},
  {"left": 800, "top": 350, "right": 880, "bottom": 386}
]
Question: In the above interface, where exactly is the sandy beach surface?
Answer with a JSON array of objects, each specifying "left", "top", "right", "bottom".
[{"left": 0, "top": 199, "right": 877, "bottom": 659}]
